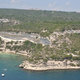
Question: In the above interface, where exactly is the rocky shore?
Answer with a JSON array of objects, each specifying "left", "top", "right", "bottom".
[
  {"left": 0, "top": 30, "right": 80, "bottom": 71},
  {"left": 19, "top": 60, "right": 80, "bottom": 71}
]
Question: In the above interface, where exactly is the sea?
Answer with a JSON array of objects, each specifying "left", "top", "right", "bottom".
[{"left": 0, "top": 53, "right": 80, "bottom": 80}]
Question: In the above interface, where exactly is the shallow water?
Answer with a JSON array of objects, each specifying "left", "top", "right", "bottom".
[{"left": 0, "top": 53, "right": 80, "bottom": 80}]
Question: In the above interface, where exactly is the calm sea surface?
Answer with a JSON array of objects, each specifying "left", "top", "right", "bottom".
[{"left": 0, "top": 53, "right": 80, "bottom": 80}]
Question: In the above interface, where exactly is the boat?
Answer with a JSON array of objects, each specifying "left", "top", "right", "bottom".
[{"left": 1, "top": 74, "right": 5, "bottom": 77}]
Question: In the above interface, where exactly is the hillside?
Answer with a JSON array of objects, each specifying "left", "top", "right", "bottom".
[
  {"left": 0, "top": 8, "right": 80, "bottom": 70},
  {"left": 0, "top": 9, "right": 80, "bottom": 36}
]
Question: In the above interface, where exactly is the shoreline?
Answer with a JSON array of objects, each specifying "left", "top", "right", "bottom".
[
  {"left": 1, "top": 51, "right": 80, "bottom": 71},
  {"left": 20, "top": 65, "right": 80, "bottom": 71},
  {"left": 22, "top": 67, "right": 80, "bottom": 71},
  {"left": 0, "top": 51, "right": 27, "bottom": 56},
  {"left": 19, "top": 60, "right": 80, "bottom": 71}
]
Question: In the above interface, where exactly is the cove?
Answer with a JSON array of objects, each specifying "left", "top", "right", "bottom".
[{"left": 0, "top": 53, "right": 80, "bottom": 80}]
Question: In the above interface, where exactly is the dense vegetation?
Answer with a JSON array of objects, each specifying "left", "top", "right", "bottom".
[
  {"left": 4, "top": 36, "right": 80, "bottom": 62},
  {"left": 0, "top": 9, "right": 80, "bottom": 36}
]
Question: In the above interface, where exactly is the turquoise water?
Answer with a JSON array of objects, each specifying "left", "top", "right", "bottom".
[{"left": 0, "top": 53, "right": 80, "bottom": 80}]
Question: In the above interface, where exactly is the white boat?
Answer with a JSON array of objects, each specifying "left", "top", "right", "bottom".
[{"left": 1, "top": 74, "right": 5, "bottom": 77}]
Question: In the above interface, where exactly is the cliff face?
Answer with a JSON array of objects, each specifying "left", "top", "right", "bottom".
[{"left": 19, "top": 60, "right": 80, "bottom": 71}]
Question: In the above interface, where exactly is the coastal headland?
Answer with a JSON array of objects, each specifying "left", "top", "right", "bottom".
[{"left": 0, "top": 30, "right": 80, "bottom": 71}]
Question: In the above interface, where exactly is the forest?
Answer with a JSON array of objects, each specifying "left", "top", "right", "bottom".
[{"left": 0, "top": 9, "right": 80, "bottom": 36}]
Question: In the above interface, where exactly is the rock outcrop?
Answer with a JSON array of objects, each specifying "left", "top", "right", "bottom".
[{"left": 19, "top": 60, "right": 80, "bottom": 71}]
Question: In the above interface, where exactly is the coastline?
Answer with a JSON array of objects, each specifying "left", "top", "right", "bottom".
[
  {"left": 0, "top": 31, "right": 80, "bottom": 71},
  {"left": 22, "top": 67, "right": 80, "bottom": 71},
  {"left": 19, "top": 60, "right": 80, "bottom": 71},
  {"left": 0, "top": 51, "right": 27, "bottom": 56},
  {"left": 1, "top": 51, "right": 80, "bottom": 71}
]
